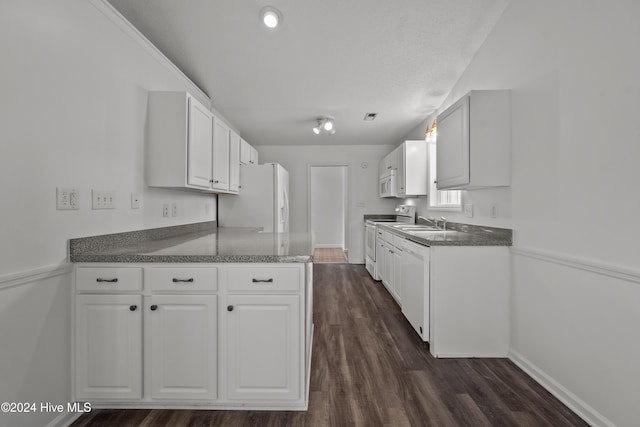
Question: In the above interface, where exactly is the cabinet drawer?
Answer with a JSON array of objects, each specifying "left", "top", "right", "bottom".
[
  {"left": 392, "top": 234, "right": 406, "bottom": 249},
  {"left": 227, "top": 266, "right": 301, "bottom": 292},
  {"left": 148, "top": 267, "right": 218, "bottom": 292},
  {"left": 76, "top": 267, "right": 142, "bottom": 292}
]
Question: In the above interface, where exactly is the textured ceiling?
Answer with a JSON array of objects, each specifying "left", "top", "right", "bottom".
[{"left": 108, "top": 0, "right": 510, "bottom": 146}]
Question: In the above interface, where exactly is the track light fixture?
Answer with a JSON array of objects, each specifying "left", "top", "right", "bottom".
[{"left": 312, "top": 117, "right": 336, "bottom": 135}]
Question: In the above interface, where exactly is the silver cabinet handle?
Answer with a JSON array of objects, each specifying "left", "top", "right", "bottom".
[
  {"left": 252, "top": 278, "right": 274, "bottom": 283},
  {"left": 172, "top": 278, "right": 194, "bottom": 283},
  {"left": 96, "top": 278, "right": 118, "bottom": 283}
]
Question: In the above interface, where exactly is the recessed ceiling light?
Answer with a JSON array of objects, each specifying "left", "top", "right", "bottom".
[{"left": 260, "top": 6, "right": 282, "bottom": 29}]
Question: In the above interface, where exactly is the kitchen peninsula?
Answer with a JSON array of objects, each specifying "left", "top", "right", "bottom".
[{"left": 69, "top": 221, "right": 313, "bottom": 411}]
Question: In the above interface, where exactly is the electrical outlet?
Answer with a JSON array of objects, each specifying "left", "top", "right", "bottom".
[
  {"left": 490, "top": 203, "right": 498, "bottom": 218},
  {"left": 162, "top": 204, "right": 170, "bottom": 217},
  {"left": 171, "top": 202, "right": 178, "bottom": 217},
  {"left": 131, "top": 193, "right": 141, "bottom": 209},
  {"left": 56, "top": 187, "right": 80, "bottom": 210},
  {"left": 464, "top": 204, "right": 473, "bottom": 218}
]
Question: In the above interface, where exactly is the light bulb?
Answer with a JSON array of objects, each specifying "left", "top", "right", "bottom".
[
  {"left": 263, "top": 11, "right": 278, "bottom": 28},
  {"left": 260, "top": 7, "right": 282, "bottom": 29},
  {"left": 323, "top": 120, "right": 333, "bottom": 131},
  {"left": 312, "top": 126, "right": 321, "bottom": 135}
]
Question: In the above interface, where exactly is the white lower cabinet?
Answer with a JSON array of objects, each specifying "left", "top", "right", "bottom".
[
  {"left": 226, "top": 295, "right": 301, "bottom": 401},
  {"left": 391, "top": 249, "right": 402, "bottom": 303},
  {"left": 378, "top": 231, "right": 404, "bottom": 304},
  {"left": 375, "top": 227, "right": 510, "bottom": 358},
  {"left": 75, "top": 294, "right": 142, "bottom": 400},
  {"left": 147, "top": 295, "right": 217, "bottom": 400},
  {"left": 73, "top": 263, "right": 309, "bottom": 410}
]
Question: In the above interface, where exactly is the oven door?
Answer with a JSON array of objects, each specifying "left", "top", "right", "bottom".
[{"left": 365, "top": 223, "right": 376, "bottom": 261}]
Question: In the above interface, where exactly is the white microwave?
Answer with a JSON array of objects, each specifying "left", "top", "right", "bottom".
[{"left": 379, "top": 170, "right": 397, "bottom": 198}]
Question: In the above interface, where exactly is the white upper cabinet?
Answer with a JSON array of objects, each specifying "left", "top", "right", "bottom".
[
  {"left": 187, "top": 98, "right": 214, "bottom": 188},
  {"left": 212, "top": 117, "right": 230, "bottom": 192},
  {"left": 397, "top": 140, "right": 427, "bottom": 197},
  {"left": 436, "top": 90, "right": 511, "bottom": 190},
  {"left": 240, "top": 138, "right": 259, "bottom": 166},
  {"left": 147, "top": 92, "right": 214, "bottom": 190},
  {"left": 249, "top": 145, "right": 259, "bottom": 165},
  {"left": 229, "top": 130, "right": 240, "bottom": 193},
  {"left": 146, "top": 91, "right": 243, "bottom": 194},
  {"left": 379, "top": 149, "right": 399, "bottom": 177}
]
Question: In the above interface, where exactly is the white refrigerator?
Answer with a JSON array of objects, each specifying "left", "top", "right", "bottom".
[{"left": 218, "top": 163, "right": 290, "bottom": 232}]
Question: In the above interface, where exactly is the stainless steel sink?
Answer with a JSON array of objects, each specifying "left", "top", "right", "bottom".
[
  {"left": 409, "top": 230, "right": 464, "bottom": 238},
  {"left": 391, "top": 225, "right": 441, "bottom": 231}
]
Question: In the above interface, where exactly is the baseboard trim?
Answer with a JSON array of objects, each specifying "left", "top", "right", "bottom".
[
  {"left": 511, "top": 246, "right": 640, "bottom": 285},
  {"left": 45, "top": 411, "right": 84, "bottom": 427},
  {"left": 0, "top": 263, "right": 73, "bottom": 291},
  {"left": 509, "top": 349, "right": 613, "bottom": 427}
]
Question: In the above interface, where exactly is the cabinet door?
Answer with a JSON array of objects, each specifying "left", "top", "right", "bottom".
[
  {"left": 392, "top": 249, "right": 402, "bottom": 303},
  {"left": 436, "top": 95, "right": 470, "bottom": 189},
  {"left": 229, "top": 131, "right": 241, "bottom": 193},
  {"left": 147, "top": 295, "right": 217, "bottom": 400},
  {"left": 249, "top": 145, "right": 259, "bottom": 165},
  {"left": 187, "top": 97, "right": 214, "bottom": 189},
  {"left": 212, "top": 117, "right": 230, "bottom": 191},
  {"left": 376, "top": 241, "right": 386, "bottom": 283},
  {"left": 396, "top": 145, "right": 406, "bottom": 195},
  {"left": 226, "top": 295, "right": 301, "bottom": 401},
  {"left": 384, "top": 243, "right": 394, "bottom": 293},
  {"left": 75, "top": 295, "right": 142, "bottom": 400},
  {"left": 240, "top": 138, "right": 250, "bottom": 165}
]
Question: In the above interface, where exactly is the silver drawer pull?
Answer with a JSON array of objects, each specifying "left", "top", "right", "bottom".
[
  {"left": 172, "top": 278, "right": 194, "bottom": 283},
  {"left": 252, "top": 278, "right": 274, "bottom": 283},
  {"left": 96, "top": 278, "right": 118, "bottom": 283}
]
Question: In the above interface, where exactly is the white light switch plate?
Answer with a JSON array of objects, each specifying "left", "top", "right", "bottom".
[
  {"left": 92, "top": 190, "right": 115, "bottom": 209},
  {"left": 56, "top": 187, "right": 80, "bottom": 210},
  {"left": 464, "top": 204, "right": 473, "bottom": 218}
]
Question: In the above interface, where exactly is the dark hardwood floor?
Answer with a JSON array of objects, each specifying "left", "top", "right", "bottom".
[{"left": 72, "top": 263, "right": 588, "bottom": 427}]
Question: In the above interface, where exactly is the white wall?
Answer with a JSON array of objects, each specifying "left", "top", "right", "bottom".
[
  {"left": 409, "top": 1, "right": 640, "bottom": 425},
  {"left": 310, "top": 166, "right": 346, "bottom": 248},
  {"left": 258, "top": 145, "right": 398, "bottom": 262},
  {"left": 0, "top": 1, "right": 217, "bottom": 425}
]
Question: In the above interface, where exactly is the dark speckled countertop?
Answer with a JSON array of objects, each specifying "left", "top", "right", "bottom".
[
  {"left": 376, "top": 220, "right": 512, "bottom": 247},
  {"left": 69, "top": 221, "right": 314, "bottom": 263}
]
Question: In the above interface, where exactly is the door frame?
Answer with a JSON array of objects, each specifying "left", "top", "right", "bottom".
[{"left": 307, "top": 163, "right": 349, "bottom": 257}]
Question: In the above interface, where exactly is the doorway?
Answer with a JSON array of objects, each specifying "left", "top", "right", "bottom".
[{"left": 308, "top": 164, "right": 348, "bottom": 262}]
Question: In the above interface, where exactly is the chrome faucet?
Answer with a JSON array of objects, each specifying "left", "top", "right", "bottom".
[
  {"left": 418, "top": 216, "right": 437, "bottom": 227},
  {"left": 440, "top": 217, "right": 447, "bottom": 231}
]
